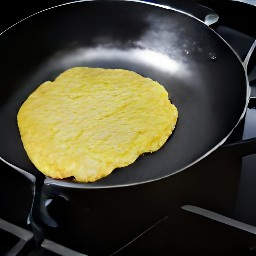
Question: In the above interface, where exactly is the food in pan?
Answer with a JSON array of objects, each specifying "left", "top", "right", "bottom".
[{"left": 17, "top": 67, "right": 178, "bottom": 182}]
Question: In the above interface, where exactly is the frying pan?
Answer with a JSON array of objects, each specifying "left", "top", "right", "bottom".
[{"left": 0, "top": 0, "right": 255, "bottom": 189}]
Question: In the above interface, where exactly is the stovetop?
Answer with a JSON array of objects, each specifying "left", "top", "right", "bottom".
[{"left": 0, "top": 0, "right": 256, "bottom": 255}]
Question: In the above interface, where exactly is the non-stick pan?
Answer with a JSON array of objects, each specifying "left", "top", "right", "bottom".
[{"left": 0, "top": 0, "right": 255, "bottom": 189}]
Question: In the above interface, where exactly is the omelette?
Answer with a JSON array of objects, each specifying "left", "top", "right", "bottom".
[{"left": 17, "top": 67, "right": 178, "bottom": 182}]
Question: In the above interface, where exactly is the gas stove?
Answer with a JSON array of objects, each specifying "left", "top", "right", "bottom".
[{"left": 0, "top": 0, "right": 256, "bottom": 255}]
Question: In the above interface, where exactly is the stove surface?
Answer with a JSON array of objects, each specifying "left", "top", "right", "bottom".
[{"left": 0, "top": 0, "right": 256, "bottom": 255}]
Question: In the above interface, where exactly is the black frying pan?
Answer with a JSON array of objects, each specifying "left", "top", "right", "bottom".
[{"left": 0, "top": 0, "right": 254, "bottom": 188}]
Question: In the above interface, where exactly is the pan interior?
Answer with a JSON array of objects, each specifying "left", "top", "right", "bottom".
[{"left": 0, "top": 1, "right": 246, "bottom": 188}]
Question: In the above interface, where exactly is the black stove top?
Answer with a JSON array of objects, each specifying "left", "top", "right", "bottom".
[{"left": 0, "top": 0, "right": 256, "bottom": 255}]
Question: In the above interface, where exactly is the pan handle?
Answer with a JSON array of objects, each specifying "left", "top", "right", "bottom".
[
  {"left": 218, "top": 138, "right": 256, "bottom": 158},
  {"left": 152, "top": 0, "right": 219, "bottom": 26},
  {"left": 243, "top": 40, "right": 256, "bottom": 75},
  {"left": 218, "top": 41, "right": 256, "bottom": 157}
]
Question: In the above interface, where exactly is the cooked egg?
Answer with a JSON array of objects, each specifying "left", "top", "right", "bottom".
[{"left": 17, "top": 67, "right": 178, "bottom": 182}]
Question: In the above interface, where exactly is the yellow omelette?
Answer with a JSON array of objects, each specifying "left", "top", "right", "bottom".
[{"left": 17, "top": 67, "right": 178, "bottom": 182}]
